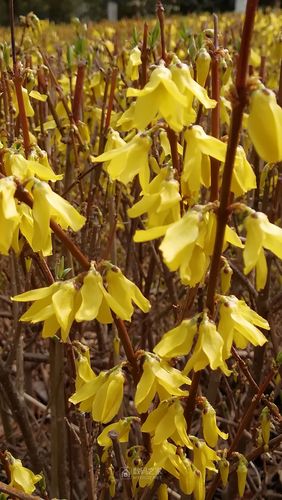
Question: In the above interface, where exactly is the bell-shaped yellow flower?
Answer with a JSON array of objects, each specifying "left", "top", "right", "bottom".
[
  {"left": 141, "top": 398, "right": 192, "bottom": 448},
  {"left": 190, "top": 436, "right": 219, "bottom": 478},
  {"left": 94, "top": 132, "right": 151, "bottom": 189},
  {"left": 247, "top": 86, "right": 282, "bottom": 163},
  {"left": 74, "top": 345, "right": 96, "bottom": 391},
  {"left": 243, "top": 211, "right": 282, "bottom": 290},
  {"left": 69, "top": 365, "right": 125, "bottom": 423},
  {"left": 218, "top": 295, "right": 269, "bottom": 359},
  {"left": 138, "top": 440, "right": 183, "bottom": 488},
  {"left": 31, "top": 180, "right": 86, "bottom": 255},
  {"left": 170, "top": 58, "right": 216, "bottom": 112},
  {"left": 201, "top": 399, "right": 228, "bottom": 448},
  {"left": 13, "top": 280, "right": 80, "bottom": 341},
  {"left": 135, "top": 353, "right": 190, "bottom": 413},
  {"left": 0, "top": 177, "right": 20, "bottom": 255},
  {"left": 104, "top": 266, "right": 151, "bottom": 321},
  {"left": 153, "top": 316, "right": 199, "bottom": 359},
  {"left": 182, "top": 125, "right": 256, "bottom": 201},
  {"left": 98, "top": 417, "right": 138, "bottom": 451},
  {"left": 7, "top": 452, "right": 42, "bottom": 494},
  {"left": 128, "top": 167, "right": 181, "bottom": 242},
  {"left": 126, "top": 63, "right": 187, "bottom": 132},
  {"left": 4, "top": 151, "right": 62, "bottom": 182},
  {"left": 183, "top": 313, "right": 231, "bottom": 376},
  {"left": 177, "top": 453, "right": 197, "bottom": 496},
  {"left": 12, "top": 85, "right": 34, "bottom": 117},
  {"left": 126, "top": 46, "right": 141, "bottom": 81},
  {"left": 75, "top": 269, "right": 113, "bottom": 324},
  {"left": 160, "top": 207, "right": 242, "bottom": 287}
]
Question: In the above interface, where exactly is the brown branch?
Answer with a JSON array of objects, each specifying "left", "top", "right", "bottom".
[
  {"left": 156, "top": 1, "right": 167, "bottom": 63},
  {"left": 0, "top": 480, "right": 43, "bottom": 500}
]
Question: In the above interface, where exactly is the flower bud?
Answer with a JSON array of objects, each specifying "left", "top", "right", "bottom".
[
  {"left": 248, "top": 87, "right": 282, "bottom": 163},
  {"left": 219, "top": 458, "right": 229, "bottom": 487},
  {"left": 196, "top": 48, "right": 211, "bottom": 87},
  {"left": 237, "top": 459, "right": 248, "bottom": 498}
]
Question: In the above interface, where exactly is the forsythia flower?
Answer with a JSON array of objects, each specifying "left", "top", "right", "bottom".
[
  {"left": 31, "top": 180, "right": 86, "bottom": 256},
  {"left": 69, "top": 365, "right": 125, "bottom": 423},
  {"left": 13, "top": 281, "right": 79, "bottom": 341},
  {"left": 153, "top": 316, "right": 199, "bottom": 359},
  {"left": 218, "top": 295, "right": 269, "bottom": 359},
  {"left": 160, "top": 207, "right": 243, "bottom": 287},
  {"left": 0, "top": 177, "right": 20, "bottom": 255},
  {"left": 104, "top": 266, "right": 151, "bottom": 320},
  {"left": 190, "top": 436, "right": 219, "bottom": 478},
  {"left": 135, "top": 353, "right": 190, "bottom": 413},
  {"left": 74, "top": 346, "right": 96, "bottom": 390},
  {"left": 138, "top": 440, "right": 181, "bottom": 487},
  {"left": 243, "top": 211, "right": 282, "bottom": 290},
  {"left": 183, "top": 313, "right": 231, "bottom": 376},
  {"left": 12, "top": 85, "right": 34, "bottom": 117},
  {"left": 13, "top": 265, "right": 150, "bottom": 339},
  {"left": 247, "top": 86, "right": 282, "bottom": 162},
  {"left": 182, "top": 125, "right": 256, "bottom": 201},
  {"left": 128, "top": 167, "right": 181, "bottom": 242},
  {"left": 94, "top": 132, "right": 152, "bottom": 189},
  {"left": 6, "top": 453, "right": 42, "bottom": 494},
  {"left": 126, "top": 63, "right": 187, "bottom": 132},
  {"left": 141, "top": 398, "right": 192, "bottom": 448},
  {"left": 98, "top": 417, "right": 138, "bottom": 450},
  {"left": 201, "top": 399, "right": 228, "bottom": 448},
  {"left": 158, "top": 483, "right": 168, "bottom": 500},
  {"left": 4, "top": 151, "right": 63, "bottom": 182}
]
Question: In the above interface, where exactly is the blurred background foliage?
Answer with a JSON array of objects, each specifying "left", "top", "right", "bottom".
[{"left": 0, "top": 0, "right": 280, "bottom": 24}]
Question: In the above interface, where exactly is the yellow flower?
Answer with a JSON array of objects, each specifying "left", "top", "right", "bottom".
[
  {"left": 4, "top": 151, "right": 62, "bottom": 182},
  {"left": 153, "top": 316, "right": 199, "bottom": 359},
  {"left": 75, "top": 269, "right": 113, "bottom": 324},
  {"left": 0, "top": 177, "right": 20, "bottom": 255},
  {"left": 13, "top": 280, "right": 80, "bottom": 341},
  {"left": 190, "top": 436, "right": 219, "bottom": 478},
  {"left": 69, "top": 365, "right": 125, "bottom": 423},
  {"left": 31, "top": 180, "right": 86, "bottom": 256},
  {"left": 160, "top": 207, "right": 242, "bottom": 287},
  {"left": 138, "top": 440, "right": 183, "bottom": 487},
  {"left": 126, "top": 63, "right": 187, "bottom": 132},
  {"left": 243, "top": 211, "right": 282, "bottom": 290},
  {"left": 126, "top": 46, "right": 141, "bottom": 81},
  {"left": 141, "top": 398, "right": 192, "bottom": 448},
  {"left": 183, "top": 313, "right": 231, "bottom": 376},
  {"left": 128, "top": 167, "right": 181, "bottom": 242},
  {"left": 201, "top": 399, "right": 228, "bottom": 448},
  {"left": 7, "top": 453, "right": 42, "bottom": 495},
  {"left": 104, "top": 266, "right": 151, "bottom": 321},
  {"left": 182, "top": 125, "right": 256, "bottom": 201},
  {"left": 218, "top": 295, "right": 269, "bottom": 359},
  {"left": 74, "top": 346, "right": 96, "bottom": 390},
  {"left": 98, "top": 417, "right": 138, "bottom": 451},
  {"left": 12, "top": 85, "right": 34, "bottom": 117},
  {"left": 170, "top": 59, "right": 216, "bottom": 113},
  {"left": 94, "top": 132, "right": 152, "bottom": 189},
  {"left": 135, "top": 353, "right": 190, "bottom": 413},
  {"left": 247, "top": 86, "right": 282, "bottom": 163}
]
